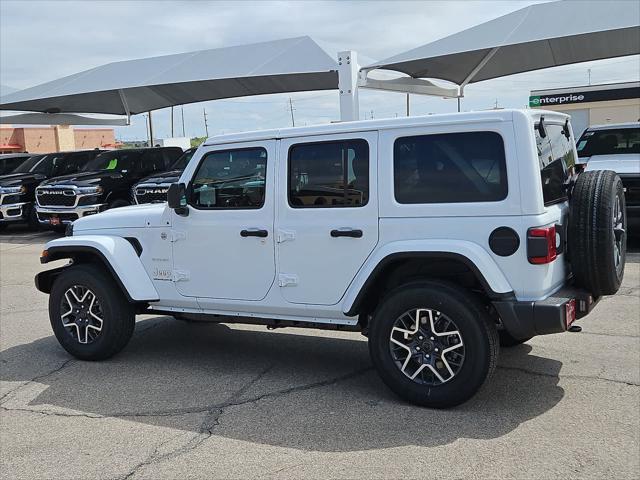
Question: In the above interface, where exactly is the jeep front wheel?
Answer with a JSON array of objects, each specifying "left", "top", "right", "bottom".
[
  {"left": 368, "top": 282, "right": 498, "bottom": 408},
  {"left": 49, "top": 264, "right": 135, "bottom": 360}
]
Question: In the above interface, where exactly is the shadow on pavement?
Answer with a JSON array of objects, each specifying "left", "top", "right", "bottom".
[
  {"left": 0, "top": 316, "right": 565, "bottom": 451},
  {"left": 0, "top": 224, "right": 60, "bottom": 245}
]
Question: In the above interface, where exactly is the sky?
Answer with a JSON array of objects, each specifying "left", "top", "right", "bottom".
[{"left": 1, "top": 0, "right": 639, "bottom": 141}]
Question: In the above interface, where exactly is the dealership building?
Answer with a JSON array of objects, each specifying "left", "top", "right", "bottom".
[
  {"left": 530, "top": 81, "right": 640, "bottom": 137},
  {"left": 0, "top": 125, "right": 116, "bottom": 154}
]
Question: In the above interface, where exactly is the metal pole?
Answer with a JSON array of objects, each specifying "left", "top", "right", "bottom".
[
  {"left": 406, "top": 93, "right": 410, "bottom": 117},
  {"left": 288, "top": 98, "right": 295, "bottom": 127},
  {"left": 203, "top": 108, "right": 209, "bottom": 137},
  {"left": 338, "top": 50, "right": 359, "bottom": 122},
  {"left": 181, "top": 106, "right": 185, "bottom": 137},
  {"left": 171, "top": 106, "right": 174, "bottom": 137},
  {"left": 147, "top": 111, "right": 154, "bottom": 147}
]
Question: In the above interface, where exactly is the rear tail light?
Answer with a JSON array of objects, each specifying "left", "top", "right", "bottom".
[
  {"left": 527, "top": 225, "right": 557, "bottom": 264},
  {"left": 565, "top": 299, "right": 576, "bottom": 328}
]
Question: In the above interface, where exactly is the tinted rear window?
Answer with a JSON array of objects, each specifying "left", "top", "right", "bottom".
[
  {"left": 576, "top": 127, "right": 640, "bottom": 157},
  {"left": 393, "top": 131, "right": 507, "bottom": 204},
  {"left": 536, "top": 124, "right": 576, "bottom": 205}
]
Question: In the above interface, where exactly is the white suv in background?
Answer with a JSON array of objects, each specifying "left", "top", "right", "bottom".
[
  {"left": 35, "top": 110, "right": 627, "bottom": 408},
  {"left": 577, "top": 122, "right": 640, "bottom": 231}
]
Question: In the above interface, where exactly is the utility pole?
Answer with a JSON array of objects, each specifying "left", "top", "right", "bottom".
[
  {"left": 370, "top": 110, "right": 374, "bottom": 119},
  {"left": 288, "top": 97, "right": 295, "bottom": 127},
  {"left": 147, "top": 111, "right": 154, "bottom": 146},
  {"left": 170, "top": 106, "right": 174, "bottom": 137},
  {"left": 203, "top": 108, "right": 209, "bottom": 137},
  {"left": 181, "top": 106, "right": 185, "bottom": 137},
  {"left": 406, "top": 93, "right": 410, "bottom": 117}
]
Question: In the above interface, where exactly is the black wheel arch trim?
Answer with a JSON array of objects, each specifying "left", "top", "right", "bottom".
[
  {"left": 344, "top": 251, "right": 515, "bottom": 316},
  {"left": 36, "top": 245, "right": 152, "bottom": 303}
]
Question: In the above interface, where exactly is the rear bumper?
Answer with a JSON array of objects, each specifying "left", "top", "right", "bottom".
[
  {"left": 36, "top": 204, "right": 106, "bottom": 225},
  {"left": 493, "top": 287, "right": 600, "bottom": 340},
  {"left": 0, "top": 202, "right": 30, "bottom": 223}
]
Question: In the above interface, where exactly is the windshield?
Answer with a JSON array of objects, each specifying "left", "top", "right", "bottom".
[
  {"left": 171, "top": 149, "right": 195, "bottom": 170},
  {"left": 11, "top": 154, "right": 60, "bottom": 175},
  {"left": 83, "top": 150, "right": 142, "bottom": 172},
  {"left": 577, "top": 127, "right": 640, "bottom": 158}
]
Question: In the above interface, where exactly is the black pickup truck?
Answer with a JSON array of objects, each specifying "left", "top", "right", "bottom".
[
  {"left": 0, "top": 150, "right": 103, "bottom": 231},
  {"left": 35, "top": 147, "right": 183, "bottom": 229},
  {"left": 132, "top": 148, "right": 196, "bottom": 204}
]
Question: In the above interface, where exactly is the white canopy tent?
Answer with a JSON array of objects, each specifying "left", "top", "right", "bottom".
[
  {"left": 361, "top": 0, "right": 640, "bottom": 98},
  {"left": 0, "top": 36, "right": 339, "bottom": 121}
]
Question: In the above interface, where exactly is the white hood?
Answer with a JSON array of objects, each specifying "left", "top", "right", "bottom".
[
  {"left": 73, "top": 203, "right": 170, "bottom": 231},
  {"left": 584, "top": 154, "right": 640, "bottom": 175}
]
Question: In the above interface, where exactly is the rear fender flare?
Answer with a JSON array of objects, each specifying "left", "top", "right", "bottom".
[{"left": 342, "top": 240, "right": 513, "bottom": 315}]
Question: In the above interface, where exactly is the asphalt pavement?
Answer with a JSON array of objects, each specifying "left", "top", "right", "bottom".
[{"left": 1, "top": 225, "right": 638, "bottom": 479}]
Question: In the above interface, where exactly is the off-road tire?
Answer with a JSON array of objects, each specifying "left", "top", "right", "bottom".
[
  {"left": 49, "top": 264, "right": 135, "bottom": 360},
  {"left": 498, "top": 330, "right": 531, "bottom": 347},
  {"left": 368, "top": 281, "right": 499, "bottom": 408},
  {"left": 569, "top": 170, "right": 626, "bottom": 296}
]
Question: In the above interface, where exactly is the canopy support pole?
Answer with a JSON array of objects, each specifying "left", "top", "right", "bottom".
[
  {"left": 458, "top": 47, "right": 499, "bottom": 97},
  {"left": 118, "top": 89, "right": 132, "bottom": 124},
  {"left": 338, "top": 50, "right": 359, "bottom": 122}
]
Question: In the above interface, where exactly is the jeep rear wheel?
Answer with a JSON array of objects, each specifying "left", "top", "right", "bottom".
[
  {"left": 569, "top": 170, "right": 626, "bottom": 296},
  {"left": 49, "top": 264, "right": 135, "bottom": 360},
  {"left": 369, "top": 282, "right": 498, "bottom": 408}
]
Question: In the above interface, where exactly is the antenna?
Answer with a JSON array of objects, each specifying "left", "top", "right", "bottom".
[{"left": 288, "top": 98, "right": 296, "bottom": 127}]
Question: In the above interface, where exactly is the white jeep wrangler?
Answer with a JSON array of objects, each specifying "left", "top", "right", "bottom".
[{"left": 36, "top": 109, "right": 627, "bottom": 408}]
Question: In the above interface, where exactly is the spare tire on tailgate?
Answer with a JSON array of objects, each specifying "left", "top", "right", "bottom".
[{"left": 569, "top": 170, "right": 626, "bottom": 296}]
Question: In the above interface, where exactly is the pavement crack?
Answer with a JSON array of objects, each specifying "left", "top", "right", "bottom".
[
  {"left": 110, "top": 366, "right": 372, "bottom": 419},
  {"left": 498, "top": 365, "right": 640, "bottom": 386},
  {"left": 0, "top": 404, "right": 101, "bottom": 419},
  {"left": 0, "top": 358, "right": 75, "bottom": 404}
]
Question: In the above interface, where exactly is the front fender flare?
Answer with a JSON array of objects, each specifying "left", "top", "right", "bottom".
[
  {"left": 37, "top": 235, "right": 159, "bottom": 302},
  {"left": 341, "top": 240, "right": 513, "bottom": 315}
]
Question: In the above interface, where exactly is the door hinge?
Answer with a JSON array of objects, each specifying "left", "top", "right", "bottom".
[
  {"left": 172, "top": 270, "right": 190, "bottom": 282},
  {"left": 276, "top": 230, "right": 295, "bottom": 243},
  {"left": 278, "top": 273, "right": 298, "bottom": 287},
  {"left": 170, "top": 230, "right": 186, "bottom": 242}
]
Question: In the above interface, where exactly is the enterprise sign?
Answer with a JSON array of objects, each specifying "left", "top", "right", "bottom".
[{"left": 529, "top": 85, "right": 639, "bottom": 107}]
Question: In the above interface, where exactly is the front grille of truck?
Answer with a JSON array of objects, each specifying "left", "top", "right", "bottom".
[
  {"left": 36, "top": 188, "right": 77, "bottom": 207},
  {"left": 135, "top": 186, "right": 169, "bottom": 204},
  {"left": 1, "top": 194, "right": 21, "bottom": 205},
  {"left": 620, "top": 176, "right": 640, "bottom": 207}
]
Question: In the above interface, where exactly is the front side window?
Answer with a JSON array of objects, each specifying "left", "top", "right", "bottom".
[
  {"left": 54, "top": 152, "right": 93, "bottom": 176},
  {"left": 288, "top": 139, "right": 369, "bottom": 208},
  {"left": 536, "top": 124, "right": 576, "bottom": 205},
  {"left": 577, "top": 127, "right": 640, "bottom": 158},
  {"left": 190, "top": 147, "right": 267, "bottom": 209},
  {"left": 394, "top": 131, "right": 507, "bottom": 204},
  {"left": 83, "top": 151, "right": 143, "bottom": 172}
]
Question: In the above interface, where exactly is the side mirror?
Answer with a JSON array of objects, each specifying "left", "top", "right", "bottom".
[{"left": 167, "top": 183, "right": 188, "bottom": 215}]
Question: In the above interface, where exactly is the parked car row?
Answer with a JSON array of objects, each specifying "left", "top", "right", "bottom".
[{"left": 0, "top": 147, "right": 194, "bottom": 232}]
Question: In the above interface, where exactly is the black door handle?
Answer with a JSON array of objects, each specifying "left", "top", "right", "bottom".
[
  {"left": 331, "top": 229, "right": 363, "bottom": 238},
  {"left": 241, "top": 229, "right": 268, "bottom": 238}
]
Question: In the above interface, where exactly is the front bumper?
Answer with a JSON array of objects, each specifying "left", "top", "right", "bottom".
[
  {"left": 0, "top": 202, "right": 30, "bottom": 223},
  {"left": 493, "top": 286, "right": 600, "bottom": 340},
  {"left": 36, "top": 204, "right": 107, "bottom": 225}
]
